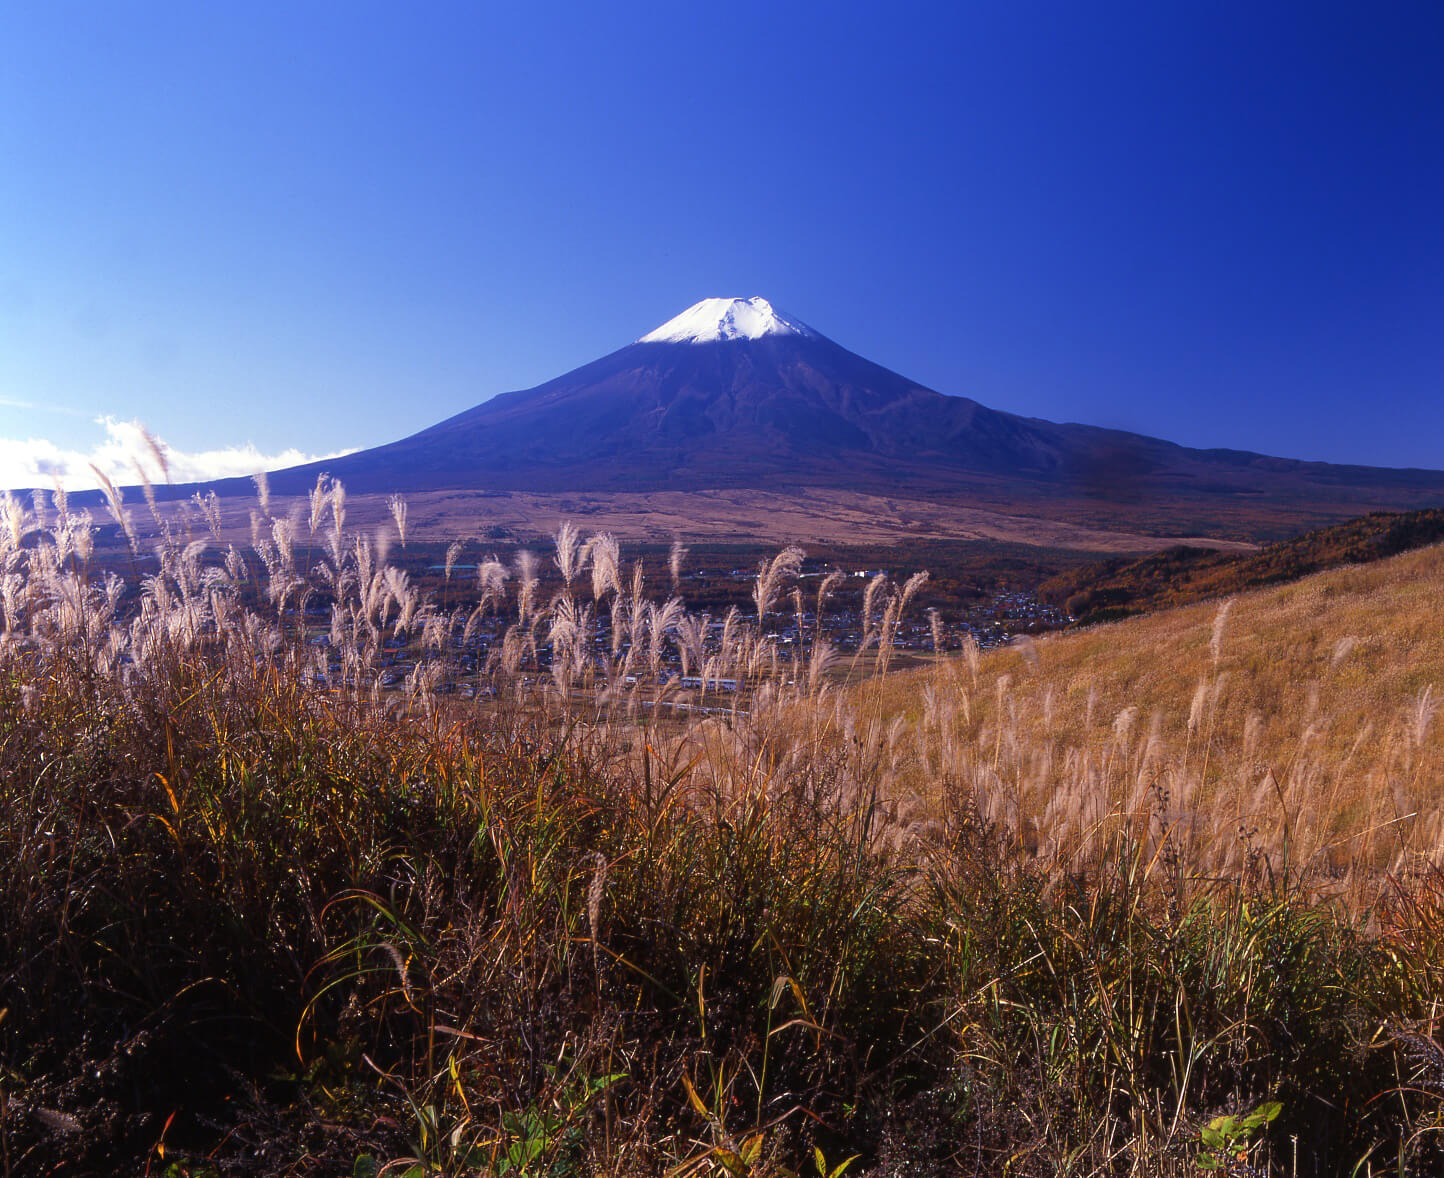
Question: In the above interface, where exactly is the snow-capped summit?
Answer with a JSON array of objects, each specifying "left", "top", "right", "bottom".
[
  {"left": 173, "top": 291, "right": 1444, "bottom": 534},
  {"left": 637, "top": 297, "right": 818, "bottom": 344}
]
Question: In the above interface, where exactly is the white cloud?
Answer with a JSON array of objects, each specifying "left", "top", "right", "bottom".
[{"left": 0, "top": 417, "right": 356, "bottom": 492}]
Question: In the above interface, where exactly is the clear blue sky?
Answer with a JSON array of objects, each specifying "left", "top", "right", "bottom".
[{"left": 2, "top": 1, "right": 1442, "bottom": 487}]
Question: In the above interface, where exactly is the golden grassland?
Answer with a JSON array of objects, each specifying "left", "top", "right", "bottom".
[
  {"left": 3, "top": 475, "right": 1444, "bottom": 1177},
  {"left": 860, "top": 540, "right": 1444, "bottom": 895}
]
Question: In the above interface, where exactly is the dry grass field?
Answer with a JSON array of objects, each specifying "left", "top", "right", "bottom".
[
  {"left": 367, "top": 487, "right": 1262, "bottom": 552},
  {"left": 81, "top": 482, "right": 1261, "bottom": 554},
  {"left": 856, "top": 540, "right": 1444, "bottom": 899},
  {"left": 3, "top": 475, "right": 1443, "bottom": 1177}
]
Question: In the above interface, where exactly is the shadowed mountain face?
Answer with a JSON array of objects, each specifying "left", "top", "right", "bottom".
[
  {"left": 130, "top": 298, "right": 1444, "bottom": 534},
  {"left": 259, "top": 298, "right": 1444, "bottom": 508},
  {"left": 284, "top": 332, "right": 1070, "bottom": 494}
]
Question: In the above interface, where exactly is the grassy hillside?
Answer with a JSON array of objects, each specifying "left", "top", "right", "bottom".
[
  {"left": 877, "top": 538, "right": 1444, "bottom": 891},
  {"left": 1040, "top": 508, "right": 1444, "bottom": 624}
]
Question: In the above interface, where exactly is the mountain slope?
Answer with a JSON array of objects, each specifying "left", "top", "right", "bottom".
[
  {"left": 130, "top": 298, "right": 1444, "bottom": 536},
  {"left": 272, "top": 298, "right": 1443, "bottom": 501}
]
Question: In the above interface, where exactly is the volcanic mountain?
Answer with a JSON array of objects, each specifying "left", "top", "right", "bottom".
[{"left": 250, "top": 297, "right": 1444, "bottom": 528}]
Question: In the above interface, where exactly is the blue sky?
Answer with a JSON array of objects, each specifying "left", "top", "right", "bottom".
[{"left": 2, "top": 2, "right": 1442, "bottom": 488}]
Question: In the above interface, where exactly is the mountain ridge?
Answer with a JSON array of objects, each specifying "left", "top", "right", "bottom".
[{"left": 65, "top": 297, "right": 1444, "bottom": 540}]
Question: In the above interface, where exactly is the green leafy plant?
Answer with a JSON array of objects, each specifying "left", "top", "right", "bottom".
[
  {"left": 1196, "top": 1101, "right": 1281, "bottom": 1172},
  {"left": 495, "top": 1069, "right": 626, "bottom": 1176},
  {"left": 813, "top": 1146, "right": 859, "bottom": 1178}
]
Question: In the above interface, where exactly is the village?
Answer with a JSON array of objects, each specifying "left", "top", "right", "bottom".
[{"left": 316, "top": 557, "right": 1074, "bottom": 703}]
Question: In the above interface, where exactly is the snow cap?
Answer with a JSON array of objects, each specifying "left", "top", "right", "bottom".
[{"left": 637, "top": 297, "right": 817, "bottom": 344}]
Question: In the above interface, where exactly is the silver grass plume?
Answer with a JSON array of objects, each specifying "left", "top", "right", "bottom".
[
  {"left": 0, "top": 568, "right": 23, "bottom": 633},
  {"left": 180, "top": 540, "right": 209, "bottom": 599},
  {"left": 384, "top": 566, "right": 416, "bottom": 635},
  {"left": 141, "top": 572, "right": 175, "bottom": 620},
  {"left": 476, "top": 557, "right": 509, "bottom": 607},
  {"left": 806, "top": 639, "right": 838, "bottom": 698},
  {"left": 68, "top": 512, "right": 98, "bottom": 569},
  {"left": 1210, "top": 598, "right": 1233, "bottom": 667},
  {"left": 103, "top": 572, "right": 124, "bottom": 615},
  {"left": 352, "top": 534, "right": 375, "bottom": 602},
  {"left": 253, "top": 540, "right": 287, "bottom": 609},
  {"left": 548, "top": 653, "right": 572, "bottom": 698},
  {"left": 141, "top": 426, "right": 171, "bottom": 484},
  {"left": 271, "top": 516, "right": 296, "bottom": 575},
  {"left": 753, "top": 545, "right": 804, "bottom": 622},
  {"left": 554, "top": 521, "right": 582, "bottom": 588},
  {"left": 515, "top": 549, "right": 538, "bottom": 623},
  {"left": 545, "top": 605, "right": 586, "bottom": 695},
  {"left": 548, "top": 596, "right": 582, "bottom": 662},
  {"left": 1188, "top": 679, "right": 1209, "bottom": 735},
  {"left": 898, "top": 570, "right": 930, "bottom": 615},
  {"left": 962, "top": 632, "right": 980, "bottom": 681},
  {"left": 308, "top": 473, "right": 331, "bottom": 536},
  {"left": 405, "top": 660, "right": 445, "bottom": 717},
  {"left": 444, "top": 540, "right": 464, "bottom": 582},
  {"left": 567, "top": 601, "right": 596, "bottom": 680},
  {"left": 213, "top": 587, "right": 240, "bottom": 638},
  {"left": 587, "top": 853, "right": 608, "bottom": 954},
  {"left": 252, "top": 471, "right": 271, "bottom": 518},
  {"left": 669, "top": 538, "right": 687, "bottom": 588},
  {"left": 874, "top": 595, "right": 901, "bottom": 673},
  {"left": 460, "top": 605, "right": 481, "bottom": 647},
  {"left": 500, "top": 624, "right": 525, "bottom": 675},
  {"left": 871, "top": 574, "right": 928, "bottom": 671},
  {"left": 585, "top": 532, "right": 620, "bottom": 601},
  {"left": 699, "top": 654, "right": 719, "bottom": 695},
  {"left": 608, "top": 593, "right": 630, "bottom": 656},
  {"left": 1413, "top": 684, "right": 1436, "bottom": 748},
  {"left": 387, "top": 495, "right": 408, "bottom": 548},
  {"left": 420, "top": 607, "right": 449, "bottom": 653},
  {"left": 469, "top": 558, "right": 509, "bottom": 641},
  {"left": 814, "top": 570, "right": 843, "bottom": 637},
  {"left": 648, "top": 596, "right": 685, "bottom": 672},
  {"left": 626, "top": 567, "right": 650, "bottom": 656},
  {"left": 861, "top": 572, "right": 888, "bottom": 648},
  {"left": 365, "top": 559, "right": 392, "bottom": 631},
  {"left": 675, "top": 612, "right": 709, "bottom": 678},
  {"left": 224, "top": 545, "right": 248, "bottom": 583},
  {"left": 88, "top": 466, "right": 137, "bottom": 554},
  {"left": 0, "top": 492, "right": 28, "bottom": 553},
  {"left": 330, "top": 480, "right": 348, "bottom": 563},
  {"left": 192, "top": 490, "right": 223, "bottom": 540},
  {"left": 48, "top": 519, "right": 73, "bottom": 572},
  {"left": 719, "top": 606, "right": 740, "bottom": 673}
]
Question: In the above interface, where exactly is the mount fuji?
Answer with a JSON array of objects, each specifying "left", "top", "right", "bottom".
[
  {"left": 74, "top": 295, "right": 1427, "bottom": 548},
  {"left": 238, "top": 297, "right": 1444, "bottom": 530}
]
